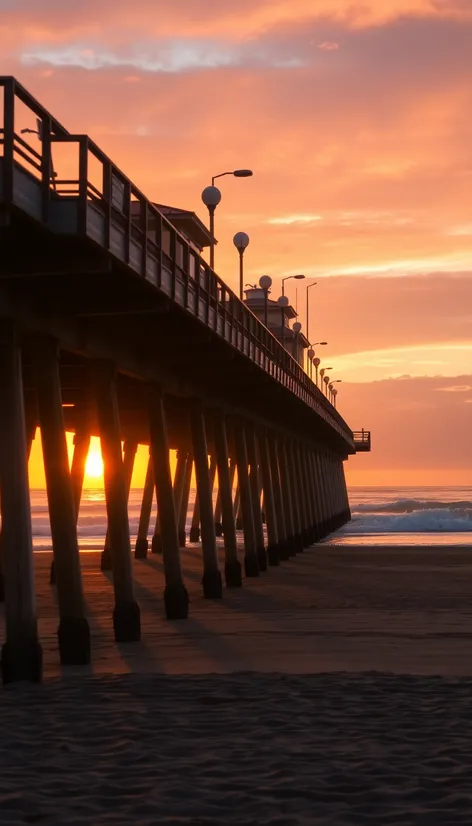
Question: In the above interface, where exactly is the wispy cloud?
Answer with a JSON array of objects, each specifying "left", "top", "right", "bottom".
[{"left": 267, "top": 213, "right": 323, "bottom": 225}]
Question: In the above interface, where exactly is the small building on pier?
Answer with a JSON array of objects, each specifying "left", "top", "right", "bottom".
[{"left": 243, "top": 287, "right": 309, "bottom": 366}]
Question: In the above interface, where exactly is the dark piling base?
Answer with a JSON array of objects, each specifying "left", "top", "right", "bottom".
[
  {"left": 225, "top": 559, "right": 243, "bottom": 587},
  {"left": 134, "top": 536, "right": 148, "bottom": 559},
  {"left": 267, "top": 544, "right": 280, "bottom": 566},
  {"left": 257, "top": 547, "right": 268, "bottom": 572},
  {"left": 58, "top": 617, "right": 91, "bottom": 665},
  {"left": 164, "top": 582, "right": 189, "bottom": 619},
  {"left": 1, "top": 639, "right": 43, "bottom": 684},
  {"left": 189, "top": 526, "right": 200, "bottom": 543},
  {"left": 261, "top": 510, "right": 266, "bottom": 524},
  {"left": 113, "top": 599, "right": 141, "bottom": 642},
  {"left": 286, "top": 536, "right": 297, "bottom": 557},
  {"left": 49, "top": 560, "right": 56, "bottom": 584},
  {"left": 244, "top": 554, "right": 259, "bottom": 578},
  {"left": 178, "top": 529, "right": 187, "bottom": 548},
  {"left": 202, "top": 568, "right": 223, "bottom": 599},
  {"left": 235, "top": 516, "right": 244, "bottom": 531},
  {"left": 294, "top": 533, "right": 304, "bottom": 552},
  {"left": 0, "top": 572, "right": 4, "bottom": 603},
  {"left": 214, "top": 522, "right": 224, "bottom": 537},
  {"left": 100, "top": 548, "right": 112, "bottom": 571},
  {"left": 279, "top": 541, "right": 291, "bottom": 561},
  {"left": 151, "top": 534, "right": 162, "bottom": 555}
]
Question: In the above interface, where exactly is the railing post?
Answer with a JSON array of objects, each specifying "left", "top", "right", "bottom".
[
  {"left": 2, "top": 78, "right": 15, "bottom": 204},
  {"left": 77, "top": 137, "right": 88, "bottom": 235}
]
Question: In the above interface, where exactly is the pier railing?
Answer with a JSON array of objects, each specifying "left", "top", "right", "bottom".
[
  {"left": 352, "top": 431, "right": 371, "bottom": 452},
  {"left": 0, "top": 76, "right": 354, "bottom": 448}
]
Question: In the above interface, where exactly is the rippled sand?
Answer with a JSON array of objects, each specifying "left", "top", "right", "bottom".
[
  {"left": 1, "top": 546, "right": 472, "bottom": 823},
  {"left": 2, "top": 673, "right": 472, "bottom": 825}
]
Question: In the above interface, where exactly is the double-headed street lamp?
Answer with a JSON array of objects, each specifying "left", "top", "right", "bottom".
[
  {"left": 329, "top": 380, "right": 342, "bottom": 405},
  {"left": 307, "top": 341, "right": 328, "bottom": 378},
  {"left": 202, "top": 169, "right": 253, "bottom": 271},
  {"left": 320, "top": 367, "right": 333, "bottom": 394},
  {"left": 233, "top": 232, "right": 250, "bottom": 299}
]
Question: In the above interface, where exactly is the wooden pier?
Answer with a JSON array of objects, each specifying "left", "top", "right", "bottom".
[{"left": 0, "top": 77, "right": 365, "bottom": 684}]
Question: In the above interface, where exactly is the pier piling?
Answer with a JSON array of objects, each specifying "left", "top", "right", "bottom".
[
  {"left": 190, "top": 401, "right": 222, "bottom": 598},
  {"left": 213, "top": 412, "right": 242, "bottom": 587},
  {"left": 0, "top": 321, "right": 43, "bottom": 683},
  {"left": 94, "top": 361, "right": 141, "bottom": 642},
  {"left": 148, "top": 385, "right": 189, "bottom": 619},
  {"left": 34, "top": 337, "right": 91, "bottom": 665},
  {"left": 135, "top": 453, "right": 154, "bottom": 559},
  {"left": 257, "top": 427, "right": 280, "bottom": 566},
  {"left": 233, "top": 419, "right": 259, "bottom": 578}
]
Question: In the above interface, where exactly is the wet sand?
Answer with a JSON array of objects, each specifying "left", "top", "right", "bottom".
[{"left": 1, "top": 544, "right": 472, "bottom": 824}]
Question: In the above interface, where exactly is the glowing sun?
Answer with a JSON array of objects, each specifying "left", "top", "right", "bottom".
[{"left": 85, "top": 450, "right": 104, "bottom": 478}]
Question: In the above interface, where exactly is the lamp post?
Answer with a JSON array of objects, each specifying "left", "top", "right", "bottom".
[
  {"left": 203, "top": 169, "right": 253, "bottom": 272},
  {"left": 313, "top": 357, "right": 321, "bottom": 387},
  {"left": 292, "top": 321, "right": 302, "bottom": 363},
  {"left": 329, "top": 379, "right": 342, "bottom": 404},
  {"left": 259, "top": 275, "right": 272, "bottom": 327},
  {"left": 233, "top": 232, "right": 250, "bottom": 299},
  {"left": 332, "top": 387, "right": 338, "bottom": 408},
  {"left": 319, "top": 367, "right": 333, "bottom": 394},
  {"left": 282, "top": 273, "right": 305, "bottom": 296},
  {"left": 201, "top": 186, "right": 221, "bottom": 271},
  {"left": 307, "top": 341, "right": 328, "bottom": 377},
  {"left": 212, "top": 169, "right": 253, "bottom": 186},
  {"left": 323, "top": 375, "right": 330, "bottom": 396},
  {"left": 307, "top": 348, "right": 315, "bottom": 378},
  {"left": 306, "top": 281, "right": 317, "bottom": 344},
  {"left": 277, "top": 295, "right": 289, "bottom": 347}
]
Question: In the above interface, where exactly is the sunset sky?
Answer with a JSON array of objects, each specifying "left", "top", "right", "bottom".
[{"left": 2, "top": 0, "right": 471, "bottom": 486}]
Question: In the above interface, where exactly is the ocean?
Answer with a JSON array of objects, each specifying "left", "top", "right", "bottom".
[{"left": 29, "top": 485, "right": 472, "bottom": 551}]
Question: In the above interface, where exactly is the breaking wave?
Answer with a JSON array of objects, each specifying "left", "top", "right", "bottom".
[{"left": 347, "top": 500, "right": 472, "bottom": 534}]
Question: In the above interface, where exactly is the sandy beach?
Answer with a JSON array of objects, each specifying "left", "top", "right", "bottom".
[{"left": 1, "top": 544, "right": 472, "bottom": 823}]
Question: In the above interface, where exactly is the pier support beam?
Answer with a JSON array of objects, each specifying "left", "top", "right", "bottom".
[
  {"left": 267, "top": 431, "right": 289, "bottom": 560},
  {"left": 0, "top": 415, "right": 36, "bottom": 604},
  {"left": 34, "top": 337, "right": 91, "bottom": 665},
  {"left": 257, "top": 427, "right": 280, "bottom": 566},
  {"left": 178, "top": 453, "right": 193, "bottom": 548},
  {"left": 189, "top": 457, "right": 215, "bottom": 543},
  {"left": 148, "top": 385, "right": 189, "bottom": 618},
  {"left": 94, "top": 361, "right": 140, "bottom": 641},
  {"left": 213, "top": 411, "right": 242, "bottom": 587},
  {"left": 101, "top": 440, "right": 137, "bottom": 571},
  {"left": 308, "top": 449, "right": 323, "bottom": 542},
  {"left": 135, "top": 453, "right": 154, "bottom": 559},
  {"left": 286, "top": 439, "right": 304, "bottom": 551},
  {"left": 190, "top": 400, "right": 222, "bottom": 598},
  {"left": 0, "top": 321, "right": 42, "bottom": 683},
  {"left": 214, "top": 490, "right": 223, "bottom": 537},
  {"left": 279, "top": 439, "right": 297, "bottom": 557},
  {"left": 233, "top": 419, "right": 259, "bottom": 577},
  {"left": 173, "top": 449, "right": 188, "bottom": 543},
  {"left": 315, "top": 452, "right": 330, "bottom": 537},
  {"left": 70, "top": 426, "right": 91, "bottom": 520},
  {"left": 298, "top": 444, "right": 316, "bottom": 545},
  {"left": 246, "top": 422, "right": 267, "bottom": 571}
]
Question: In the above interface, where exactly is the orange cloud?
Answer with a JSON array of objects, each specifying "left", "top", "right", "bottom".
[{"left": 1, "top": 3, "right": 471, "bottom": 480}]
